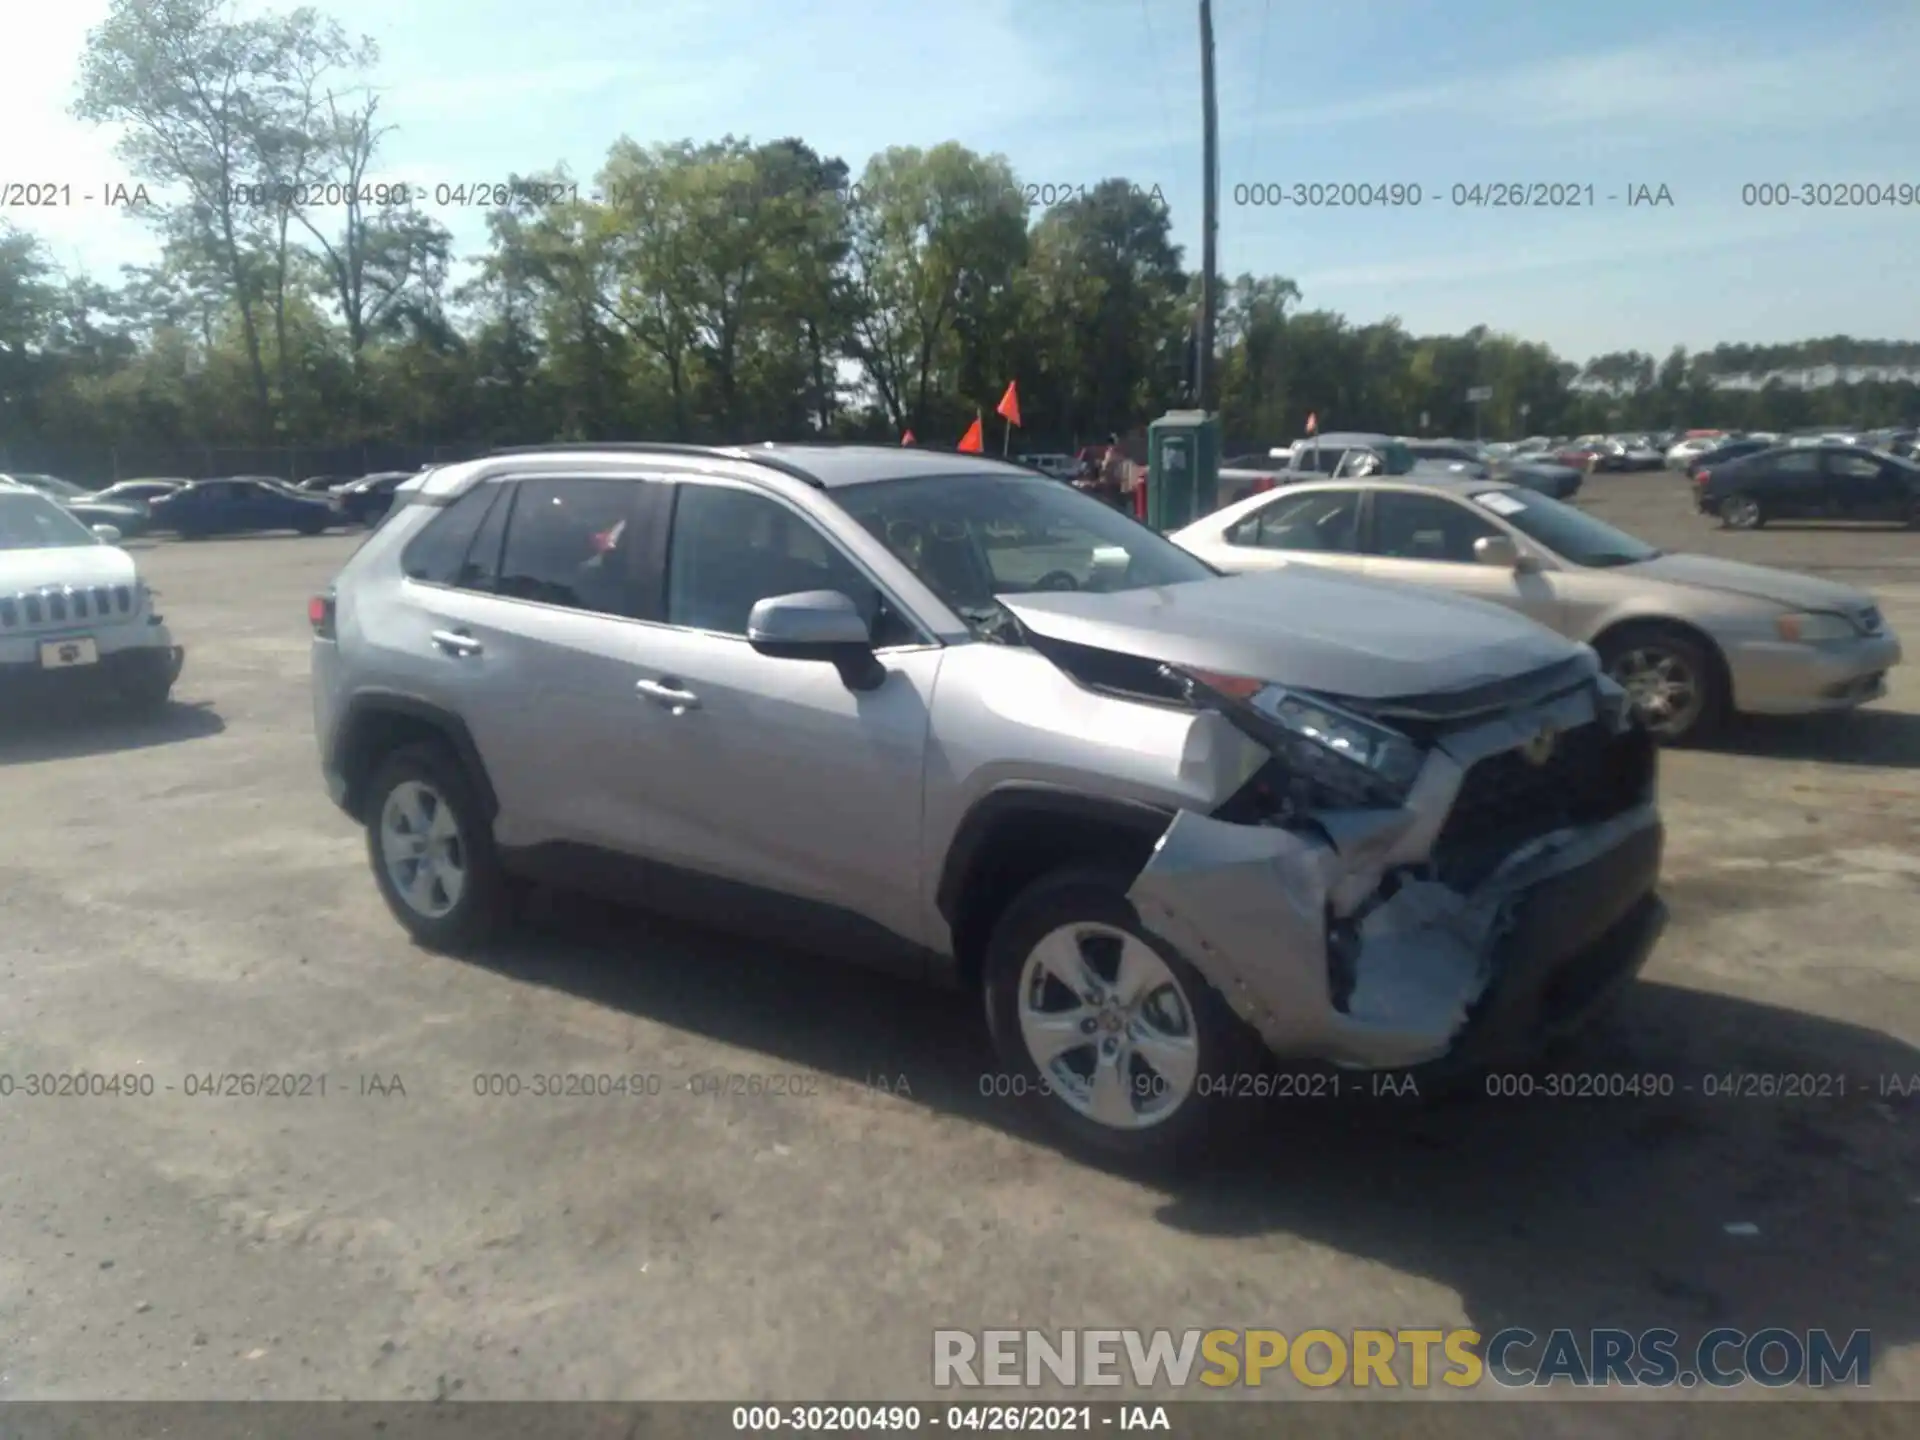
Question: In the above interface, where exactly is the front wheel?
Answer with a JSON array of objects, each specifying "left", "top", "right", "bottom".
[
  {"left": 1597, "top": 626, "right": 1726, "bottom": 745},
  {"left": 982, "top": 867, "right": 1264, "bottom": 1167}
]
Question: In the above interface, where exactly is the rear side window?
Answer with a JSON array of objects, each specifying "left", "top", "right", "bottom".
[
  {"left": 495, "top": 477, "right": 644, "bottom": 617},
  {"left": 399, "top": 484, "right": 502, "bottom": 583}
]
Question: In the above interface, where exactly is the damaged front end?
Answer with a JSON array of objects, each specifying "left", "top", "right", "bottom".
[{"left": 1128, "top": 660, "right": 1666, "bottom": 1072}]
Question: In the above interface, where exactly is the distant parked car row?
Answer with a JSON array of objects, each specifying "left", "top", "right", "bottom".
[{"left": 0, "top": 467, "right": 429, "bottom": 539}]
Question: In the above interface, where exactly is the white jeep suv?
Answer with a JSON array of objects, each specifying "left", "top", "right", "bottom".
[{"left": 0, "top": 479, "right": 184, "bottom": 709}]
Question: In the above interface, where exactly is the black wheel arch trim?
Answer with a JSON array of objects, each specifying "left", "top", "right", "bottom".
[
  {"left": 334, "top": 691, "right": 499, "bottom": 821},
  {"left": 935, "top": 783, "right": 1178, "bottom": 926}
]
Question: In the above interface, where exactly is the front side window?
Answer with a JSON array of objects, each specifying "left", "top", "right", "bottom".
[
  {"left": 1226, "top": 489, "right": 1361, "bottom": 551},
  {"left": 1365, "top": 491, "right": 1500, "bottom": 563},
  {"left": 493, "top": 477, "right": 642, "bottom": 617},
  {"left": 667, "top": 483, "right": 912, "bottom": 642}
]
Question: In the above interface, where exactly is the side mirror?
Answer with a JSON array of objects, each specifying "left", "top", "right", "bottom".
[
  {"left": 1472, "top": 534, "right": 1522, "bottom": 569},
  {"left": 91, "top": 524, "right": 122, "bottom": 544},
  {"left": 747, "top": 590, "right": 885, "bottom": 690}
]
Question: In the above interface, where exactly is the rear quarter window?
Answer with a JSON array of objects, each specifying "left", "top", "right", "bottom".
[{"left": 397, "top": 484, "right": 503, "bottom": 583}]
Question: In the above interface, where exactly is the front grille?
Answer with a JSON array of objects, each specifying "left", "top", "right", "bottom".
[
  {"left": 1431, "top": 722, "right": 1656, "bottom": 888},
  {"left": 0, "top": 585, "right": 135, "bottom": 633}
]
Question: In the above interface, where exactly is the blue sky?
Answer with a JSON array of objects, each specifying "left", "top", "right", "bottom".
[{"left": 4, "top": 0, "right": 1916, "bottom": 362}]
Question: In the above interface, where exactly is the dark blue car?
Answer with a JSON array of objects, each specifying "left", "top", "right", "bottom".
[{"left": 149, "top": 476, "right": 339, "bottom": 537}]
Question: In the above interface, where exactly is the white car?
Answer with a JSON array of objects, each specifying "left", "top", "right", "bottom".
[
  {"left": 1665, "top": 435, "right": 1733, "bottom": 469},
  {"left": 0, "top": 480, "right": 183, "bottom": 709},
  {"left": 1018, "top": 453, "right": 1080, "bottom": 481}
]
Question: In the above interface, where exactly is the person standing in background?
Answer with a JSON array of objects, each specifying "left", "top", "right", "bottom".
[{"left": 1096, "top": 435, "right": 1130, "bottom": 510}]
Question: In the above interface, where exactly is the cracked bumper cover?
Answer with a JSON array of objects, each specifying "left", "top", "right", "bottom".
[{"left": 1127, "top": 683, "right": 1666, "bottom": 1072}]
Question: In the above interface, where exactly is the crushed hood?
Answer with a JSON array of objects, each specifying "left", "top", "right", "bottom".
[
  {"left": 1621, "top": 553, "right": 1875, "bottom": 612},
  {"left": 999, "top": 569, "right": 1582, "bottom": 701}
]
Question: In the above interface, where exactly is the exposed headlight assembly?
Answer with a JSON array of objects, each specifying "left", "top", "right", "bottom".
[
  {"left": 1167, "top": 666, "right": 1425, "bottom": 807},
  {"left": 1774, "top": 611, "right": 1857, "bottom": 643}
]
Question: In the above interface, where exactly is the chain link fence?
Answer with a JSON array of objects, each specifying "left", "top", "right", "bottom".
[{"left": 0, "top": 441, "right": 498, "bottom": 489}]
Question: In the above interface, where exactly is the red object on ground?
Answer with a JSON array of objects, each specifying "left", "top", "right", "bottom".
[{"left": 957, "top": 416, "right": 984, "bottom": 453}]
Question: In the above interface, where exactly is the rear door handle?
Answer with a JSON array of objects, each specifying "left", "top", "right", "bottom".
[
  {"left": 635, "top": 678, "right": 700, "bottom": 711},
  {"left": 431, "top": 629, "right": 483, "bottom": 656}
]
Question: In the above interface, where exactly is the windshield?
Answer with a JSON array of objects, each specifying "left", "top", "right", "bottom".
[
  {"left": 1373, "top": 441, "right": 1418, "bottom": 475},
  {"left": 1468, "top": 489, "right": 1660, "bottom": 568},
  {"left": 0, "top": 491, "right": 102, "bottom": 549},
  {"left": 834, "top": 471, "right": 1217, "bottom": 641}
]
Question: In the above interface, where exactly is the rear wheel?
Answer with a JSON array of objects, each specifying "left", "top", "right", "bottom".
[
  {"left": 1719, "top": 494, "right": 1764, "bottom": 530},
  {"left": 982, "top": 867, "right": 1263, "bottom": 1167},
  {"left": 1597, "top": 625, "right": 1726, "bottom": 745},
  {"left": 364, "top": 741, "right": 512, "bottom": 952},
  {"left": 296, "top": 515, "right": 327, "bottom": 536}
]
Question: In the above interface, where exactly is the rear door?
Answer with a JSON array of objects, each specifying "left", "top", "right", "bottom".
[
  {"left": 1212, "top": 486, "right": 1368, "bottom": 574},
  {"left": 392, "top": 472, "right": 671, "bottom": 853}
]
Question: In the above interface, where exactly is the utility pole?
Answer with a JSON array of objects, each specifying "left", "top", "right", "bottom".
[{"left": 1196, "top": 0, "right": 1219, "bottom": 412}]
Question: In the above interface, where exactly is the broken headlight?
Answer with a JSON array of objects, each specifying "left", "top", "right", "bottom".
[{"left": 1170, "top": 668, "right": 1426, "bottom": 808}]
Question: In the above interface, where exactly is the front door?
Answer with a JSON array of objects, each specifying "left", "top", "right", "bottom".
[
  {"left": 615, "top": 478, "right": 938, "bottom": 948},
  {"left": 1357, "top": 489, "right": 1565, "bottom": 630}
]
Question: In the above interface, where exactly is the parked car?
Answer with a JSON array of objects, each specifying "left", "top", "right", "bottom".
[
  {"left": 1171, "top": 477, "right": 1901, "bottom": 744},
  {"left": 1610, "top": 437, "right": 1665, "bottom": 471},
  {"left": 297, "top": 473, "right": 357, "bottom": 493},
  {"left": 1016, "top": 454, "right": 1080, "bottom": 481},
  {"left": 334, "top": 471, "right": 417, "bottom": 526},
  {"left": 91, "top": 479, "right": 189, "bottom": 509},
  {"left": 0, "top": 478, "right": 184, "bottom": 709},
  {"left": 1278, "top": 433, "right": 1462, "bottom": 482},
  {"left": 1216, "top": 453, "right": 1287, "bottom": 507},
  {"left": 313, "top": 443, "right": 1667, "bottom": 1161},
  {"left": 1665, "top": 435, "right": 1732, "bottom": 470},
  {"left": 1550, "top": 441, "right": 1618, "bottom": 472},
  {"left": 0, "top": 472, "right": 153, "bottom": 538},
  {"left": 1402, "top": 440, "right": 1582, "bottom": 499},
  {"left": 1695, "top": 446, "right": 1920, "bottom": 530},
  {"left": 147, "top": 476, "right": 339, "bottom": 537}
]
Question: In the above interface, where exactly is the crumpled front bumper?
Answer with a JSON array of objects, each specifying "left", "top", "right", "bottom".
[{"left": 1127, "top": 678, "right": 1666, "bottom": 1072}]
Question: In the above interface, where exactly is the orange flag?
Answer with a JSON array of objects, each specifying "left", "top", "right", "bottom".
[
  {"left": 1305, "top": 411, "right": 1318, "bottom": 435},
  {"left": 901, "top": 429, "right": 916, "bottom": 445},
  {"left": 995, "top": 381, "right": 1021, "bottom": 428},
  {"left": 957, "top": 414, "right": 984, "bottom": 453}
]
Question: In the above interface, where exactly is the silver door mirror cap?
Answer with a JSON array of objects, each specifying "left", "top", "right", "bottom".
[{"left": 747, "top": 590, "right": 872, "bottom": 651}]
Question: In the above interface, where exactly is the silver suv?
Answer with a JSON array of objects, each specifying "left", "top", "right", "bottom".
[{"left": 311, "top": 444, "right": 1667, "bottom": 1162}]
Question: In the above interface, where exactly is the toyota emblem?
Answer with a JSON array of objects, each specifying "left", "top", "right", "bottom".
[{"left": 1520, "top": 722, "right": 1559, "bottom": 766}]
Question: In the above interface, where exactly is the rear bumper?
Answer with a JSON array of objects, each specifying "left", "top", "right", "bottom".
[{"left": 1725, "top": 631, "right": 1902, "bottom": 714}]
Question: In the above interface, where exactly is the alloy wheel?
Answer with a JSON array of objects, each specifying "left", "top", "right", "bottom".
[
  {"left": 1016, "top": 922, "right": 1200, "bottom": 1130},
  {"left": 1722, "top": 496, "right": 1761, "bottom": 529},
  {"left": 1609, "top": 645, "right": 1702, "bottom": 736},
  {"left": 379, "top": 779, "right": 467, "bottom": 919}
]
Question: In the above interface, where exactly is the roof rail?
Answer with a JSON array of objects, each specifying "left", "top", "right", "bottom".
[{"left": 485, "top": 441, "right": 825, "bottom": 487}]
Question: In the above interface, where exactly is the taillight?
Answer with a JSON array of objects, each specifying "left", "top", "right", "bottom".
[
  {"left": 1692, "top": 468, "right": 1709, "bottom": 485},
  {"left": 1252, "top": 476, "right": 1277, "bottom": 493},
  {"left": 309, "top": 591, "right": 336, "bottom": 638}
]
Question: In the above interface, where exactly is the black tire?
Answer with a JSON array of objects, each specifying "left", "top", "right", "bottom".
[
  {"left": 363, "top": 741, "right": 512, "bottom": 952},
  {"left": 114, "top": 660, "right": 174, "bottom": 713},
  {"left": 981, "top": 866, "right": 1267, "bottom": 1168},
  {"left": 1719, "top": 493, "right": 1764, "bottom": 530},
  {"left": 296, "top": 517, "right": 327, "bottom": 536},
  {"left": 1596, "top": 624, "right": 1727, "bottom": 745}
]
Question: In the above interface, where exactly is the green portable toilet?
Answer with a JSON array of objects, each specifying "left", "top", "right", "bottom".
[{"left": 1146, "top": 410, "right": 1221, "bottom": 531}]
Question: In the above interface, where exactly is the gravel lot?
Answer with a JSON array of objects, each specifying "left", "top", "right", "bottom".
[{"left": 1, "top": 472, "right": 1916, "bottom": 1417}]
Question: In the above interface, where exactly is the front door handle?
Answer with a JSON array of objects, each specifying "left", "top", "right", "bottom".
[
  {"left": 635, "top": 678, "right": 700, "bottom": 711},
  {"left": 431, "top": 629, "right": 483, "bottom": 656}
]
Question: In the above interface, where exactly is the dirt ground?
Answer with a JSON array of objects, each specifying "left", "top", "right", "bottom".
[{"left": 0, "top": 471, "right": 1914, "bottom": 1425}]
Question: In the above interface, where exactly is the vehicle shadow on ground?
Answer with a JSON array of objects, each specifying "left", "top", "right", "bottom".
[
  {"left": 466, "top": 896, "right": 1919, "bottom": 1374},
  {"left": 1714, "top": 709, "right": 1920, "bottom": 768},
  {"left": 0, "top": 699, "right": 224, "bottom": 764}
]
